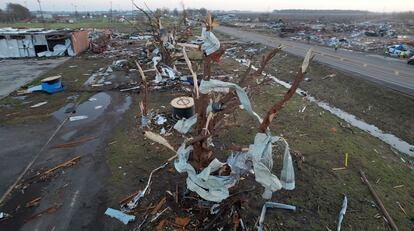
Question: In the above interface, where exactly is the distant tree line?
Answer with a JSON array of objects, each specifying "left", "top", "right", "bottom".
[{"left": 0, "top": 3, "right": 32, "bottom": 22}]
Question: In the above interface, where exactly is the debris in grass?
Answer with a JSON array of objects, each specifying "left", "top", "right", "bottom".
[
  {"left": 396, "top": 201, "right": 408, "bottom": 217},
  {"left": 124, "top": 163, "right": 168, "bottom": 210},
  {"left": 336, "top": 195, "right": 348, "bottom": 231},
  {"left": 151, "top": 197, "right": 166, "bottom": 215},
  {"left": 30, "top": 101, "right": 48, "bottom": 108},
  {"left": 258, "top": 202, "right": 296, "bottom": 231},
  {"left": 360, "top": 170, "right": 399, "bottom": 231},
  {"left": 175, "top": 216, "right": 190, "bottom": 227},
  {"left": 150, "top": 207, "right": 170, "bottom": 223},
  {"left": 104, "top": 208, "right": 135, "bottom": 225}
]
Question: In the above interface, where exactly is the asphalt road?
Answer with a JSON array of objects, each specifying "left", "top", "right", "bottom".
[{"left": 216, "top": 26, "right": 414, "bottom": 96}]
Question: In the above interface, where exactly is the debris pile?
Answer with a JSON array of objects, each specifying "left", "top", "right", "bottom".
[{"left": 101, "top": 8, "right": 315, "bottom": 230}]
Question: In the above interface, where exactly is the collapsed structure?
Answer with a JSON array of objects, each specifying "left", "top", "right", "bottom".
[{"left": 0, "top": 28, "right": 88, "bottom": 58}]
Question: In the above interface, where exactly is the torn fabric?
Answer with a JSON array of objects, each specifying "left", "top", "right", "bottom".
[
  {"left": 199, "top": 79, "right": 262, "bottom": 122},
  {"left": 174, "top": 114, "right": 198, "bottom": 134},
  {"left": 174, "top": 132, "right": 294, "bottom": 202},
  {"left": 248, "top": 133, "right": 295, "bottom": 199},
  {"left": 174, "top": 144, "right": 236, "bottom": 202}
]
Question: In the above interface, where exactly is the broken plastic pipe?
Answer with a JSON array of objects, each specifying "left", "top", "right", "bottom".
[{"left": 258, "top": 202, "right": 296, "bottom": 231}]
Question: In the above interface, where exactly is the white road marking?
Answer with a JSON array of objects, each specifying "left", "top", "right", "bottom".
[{"left": 70, "top": 190, "right": 80, "bottom": 208}]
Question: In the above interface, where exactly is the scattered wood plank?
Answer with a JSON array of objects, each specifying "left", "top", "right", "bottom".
[
  {"left": 151, "top": 197, "right": 166, "bottom": 215},
  {"left": 119, "top": 191, "right": 140, "bottom": 205},
  {"left": 50, "top": 136, "right": 97, "bottom": 149},
  {"left": 25, "top": 196, "right": 42, "bottom": 208},
  {"left": 25, "top": 204, "right": 61, "bottom": 223}
]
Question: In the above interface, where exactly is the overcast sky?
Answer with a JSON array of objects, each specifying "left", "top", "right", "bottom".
[{"left": 1, "top": 0, "right": 413, "bottom": 12}]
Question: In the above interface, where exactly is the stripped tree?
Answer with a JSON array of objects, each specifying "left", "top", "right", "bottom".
[{"left": 128, "top": 11, "right": 313, "bottom": 212}]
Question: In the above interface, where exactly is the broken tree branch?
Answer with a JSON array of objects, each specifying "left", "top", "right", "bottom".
[
  {"left": 135, "top": 61, "right": 148, "bottom": 119},
  {"left": 258, "top": 49, "right": 313, "bottom": 133},
  {"left": 182, "top": 47, "right": 199, "bottom": 99}
]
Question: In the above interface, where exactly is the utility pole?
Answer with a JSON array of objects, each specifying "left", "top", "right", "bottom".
[
  {"left": 130, "top": 0, "right": 136, "bottom": 23},
  {"left": 71, "top": 3, "right": 78, "bottom": 18},
  {"left": 37, "top": 0, "right": 46, "bottom": 28},
  {"left": 110, "top": 1, "right": 113, "bottom": 23}
]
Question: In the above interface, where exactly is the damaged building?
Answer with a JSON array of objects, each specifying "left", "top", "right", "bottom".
[{"left": 0, "top": 28, "right": 89, "bottom": 58}]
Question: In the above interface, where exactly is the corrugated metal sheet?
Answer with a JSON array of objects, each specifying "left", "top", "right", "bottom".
[{"left": 0, "top": 28, "right": 89, "bottom": 58}]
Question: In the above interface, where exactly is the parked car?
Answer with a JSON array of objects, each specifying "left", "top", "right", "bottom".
[{"left": 408, "top": 56, "right": 414, "bottom": 65}]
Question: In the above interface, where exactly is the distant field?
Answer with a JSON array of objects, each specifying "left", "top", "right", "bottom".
[{"left": 0, "top": 19, "right": 136, "bottom": 32}]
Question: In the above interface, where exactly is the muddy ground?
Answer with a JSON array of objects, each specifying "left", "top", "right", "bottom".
[
  {"left": 0, "top": 37, "right": 413, "bottom": 231},
  {"left": 0, "top": 53, "right": 137, "bottom": 231}
]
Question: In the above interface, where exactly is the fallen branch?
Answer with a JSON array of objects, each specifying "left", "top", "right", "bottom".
[{"left": 359, "top": 170, "right": 399, "bottom": 231}]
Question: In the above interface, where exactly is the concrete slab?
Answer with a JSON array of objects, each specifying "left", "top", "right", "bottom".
[{"left": 0, "top": 58, "right": 69, "bottom": 99}]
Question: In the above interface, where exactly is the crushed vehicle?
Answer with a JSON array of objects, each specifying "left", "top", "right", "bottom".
[{"left": 386, "top": 44, "right": 413, "bottom": 58}]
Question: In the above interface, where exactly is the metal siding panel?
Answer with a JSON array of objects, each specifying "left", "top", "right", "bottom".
[
  {"left": 7, "top": 40, "right": 21, "bottom": 57},
  {"left": 0, "top": 40, "right": 9, "bottom": 58},
  {"left": 33, "top": 34, "right": 48, "bottom": 45}
]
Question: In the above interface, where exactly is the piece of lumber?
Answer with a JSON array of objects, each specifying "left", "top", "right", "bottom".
[{"left": 359, "top": 170, "right": 399, "bottom": 231}]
